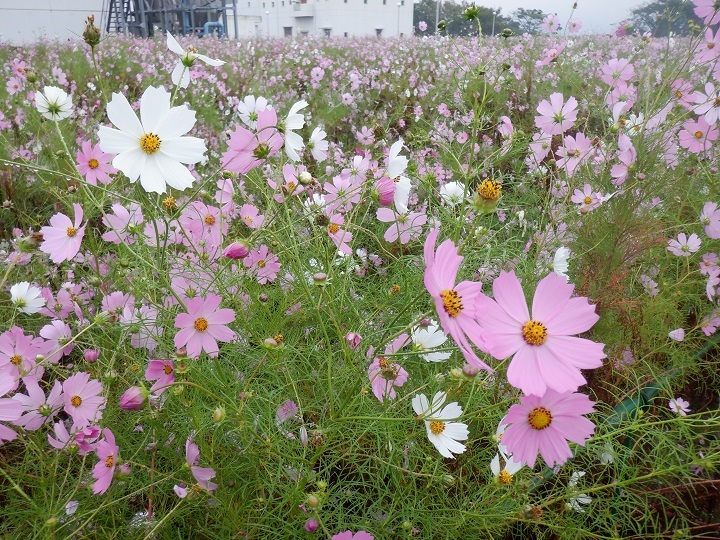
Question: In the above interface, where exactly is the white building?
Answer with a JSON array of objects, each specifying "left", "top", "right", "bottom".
[
  {"left": 0, "top": 0, "right": 105, "bottom": 44},
  {"left": 226, "top": 0, "right": 414, "bottom": 39}
]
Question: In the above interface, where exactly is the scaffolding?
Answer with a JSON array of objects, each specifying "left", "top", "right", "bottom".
[{"left": 102, "top": 0, "right": 238, "bottom": 38}]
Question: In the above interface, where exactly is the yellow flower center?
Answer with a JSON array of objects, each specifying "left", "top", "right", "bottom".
[
  {"left": 429, "top": 420, "right": 446, "bottom": 435},
  {"left": 583, "top": 196, "right": 592, "bottom": 205},
  {"left": 194, "top": 317, "right": 209, "bottom": 332},
  {"left": 163, "top": 365, "right": 173, "bottom": 375},
  {"left": 328, "top": 223, "right": 340, "bottom": 234},
  {"left": 257, "top": 259, "right": 266, "bottom": 268},
  {"left": 71, "top": 395, "right": 82, "bottom": 407},
  {"left": 105, "top": 455, "right": 114, "bottom": 467},
  {"left": 163, "top": 196, "right": 177, "bottom": 210},
  {"left": 10, "top": 354, "right": 22, "bottom": 365},
  {"left": 675, "top": 91, "right": 683, "bottom": 99},
  {"left": 708, "top": 42, "right": 716, "bottom": 49},
  {"left": 478, "top": 179, "right": 501, "bottom": 201},
  {"left": 695, "top": 131, "right": 704, "bottom": 139},
  {"left": 140, "top": 133, "right": 161, "bottom": 154},
  {"left": 528, "top": 407, "right": 552, "bottom": 430},
  {"left": 204, "top": 215, "right": 216, "bottom": 226},
  {"left": 498, "top": 470, "right": 513, "bottom": 485},
  {"left": 440, "top": 289, "right": 463, "bottom": 317},
  {"left": 66, "top": 227, "right": 77, "bottom": 237},
  {"left": 88, "top": 158, "right": 99, "bottom": 169},
  {"left": 522, "top": 320, "right": 547, "bottom": 346}
]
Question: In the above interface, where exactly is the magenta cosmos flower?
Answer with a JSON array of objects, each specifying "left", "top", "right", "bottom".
[
  {"left": 62, "top": 372, "right": 106, "bottom": 428},
  {"left": 424, "top": 229, "right": 493, "bottom": 371},
  {"left": 475, "top": 271, "right": 605, "bottom": 396},
  {"left": 39, "top": 203, "right": 86, "bottom": 263},
  {"left": 92, "top": 428, "right": 119, "bottom": 495},
  {"left": 174, "top": 294, "right": 236, "bottom": 358},
  {"left": 185, "top": 437, "right": 218, "bottom": 492},
  {"left": 534, "top": 93, "right": 578, "bottom": 135},
  {"left": 221, "top": 107, "right": 283, "bottom": 175},
  {"left": 502, "top": 390, "right": 596, "bottom": 468},
  {"left": 332, "top": 531, "right": 374, "bottom": 540},
  {"left": 76, "top": 140, "right": 117, "bottom": 185}
]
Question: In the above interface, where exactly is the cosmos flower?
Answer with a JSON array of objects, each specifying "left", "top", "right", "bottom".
[
  {"left": 412, "top": 392, "right": 469, "bottom": 459},
  {"left": 98, "top": 86, "right": 207, "bottom": 193},
  {"left": 173, "top": 294, "right": 236, "bottom": 358},
  {"left": 501, "top": 389, "right": 596, "bottom": 468},
  {"left": 490, "top": 453, "right": 523, "bottom": 485},
  {"left": 534, "top": 93, "right": 578, "bottom": 135},
  {"left": 423, "top": 229, "right": 494, "bottom": 371},
  {"left": 76, "top": 141, "right": 117, "bottom": 185},
  {"left": 39, "top": 203, "right": 86, "bottom": 264},
  {"left": 35, "top": 86, "right": 72, "bottom": 121},
  {"left": 411, "top": 321, "right": 451, "bottom": 362},
  {"left": 669, "top": 397, "right": 691, "bottom": 416},
  {"left": 185, "top": 437, "right": 218, "bottom": 493},
  {"left": 667, "top": 233, "right": 701, "bottom": 257},
  {"left": 367, "top": 334, "right": 410, "bottom": 402},
  {"left": 9, "top": 282, "right": 45, "bottom": 314},
  {"left": 166, "top": 32, "right": 225, "bottom": 89},
  {"left": 92, "top": 429, "right": 119, "bottom": 495},
  {"left": 475, "top": 270, "right": 605, "bottom": 396},
  {"left": 62, "top": 372, "right": 106, "bottom": 429}
]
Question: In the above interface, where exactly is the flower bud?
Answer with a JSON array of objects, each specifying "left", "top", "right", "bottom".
[
  {"left": 83, "top": 349, "right": 100, "bottom": 363},
  {"left": 375, "top": 177, "right": 395, "bottom": 206},
  {"left": 24, "top": 69, "right": 38, "bottom": 83},
  {"left": 212, "top": 406, "right": 226, "bottom": 423},
  {"left": 345, "top": 333, "right": 362, "bottom": 350},
  {"left": 115, "top": 462, "right": 131, "bottom": 478},
  {"left": 450, "top": 368, "right": 464, "bottom": 379},
  {"left": 16, "top": 234, "right": 41, "bottom": 253},
  {"left": 307, "top": 494, "right": 319, "bottom": 508},
  {"left": 298, "top": 171, "right": 313, "bottom": 185},
  {"left": 312, "top": 272, "right": 328, "bottom": 284},
  {"left": 223, "top": 240, "right": 250, "bottom": 260},
  {"left": 83, "top": 16, "right": 101, "bottom": 48},
  {"left": 304, "top": 519, "right": 319, "bottom": 533},
  {"left": 119, "top": 386, "right": 149, "bottom": 410},
  {"left": 462, "top": 364, "right": 479, "bottom": 378}
]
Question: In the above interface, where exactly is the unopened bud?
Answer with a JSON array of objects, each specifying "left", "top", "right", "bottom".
[
  {"left": 83, "top": 15, "right": 102, "bottom": 48},
  {"left": 307, "top": 494, "right": 319, "bottom": 508},
  {"left": 462, "top": 364, "right": 479, "bottom": 378},
  {"left": 83, "top": 349, "right": 100, "bottom": 363},
  {"left": 212, "top": 406, "right": 226, "bottom": 423},
  {"left": 298, "top": 171, "right": 313, "bottom": 185}
]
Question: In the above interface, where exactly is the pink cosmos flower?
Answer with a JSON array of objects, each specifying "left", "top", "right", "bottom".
[
  {"left": 0, "top": 326, "right": 47, "bottom": 388},
  {"left": 39, "top": 203, "right": 86, "bottom": 263},
  {"left": 244, "top": 245, "right": 281, "bottom": 284},
  {"left": 0, "top": 375, "right": 22, "bottom": 445},
  {"left": 669, "top": 397, "right": 691, "bottom": 416},
  {"left": 701, "top": 202, "right": 720, "bottom": 239},
  {"left": 12, "top": 376, "right": 63, "bottom": 431},
  {"left": 667, "top": 233, "right": 701, "bottom": 256},
  {"left": 671, "top": 79, "right": 697, "bottom": 110},
  {"left": 239, "top": 203, "right": 265, "bottom": 229},
  {"left": 475, "top": 271, "right": 605, "bottom": 396},
  {"left": 186, "top": 437, "right": 218, "bottom": 493},
  {"left": 92, "top": 428, "right": 119, "bottom": 495},
  {"left": 174, "top": 294, "right": 236, "bottom": 358},
  {"left": 534, "top": 93, "right": 578, "bottom": 135},
  {"left": 268, "top": 164, "right": 306, "bottom": 203},
  {"left": 102, "top": 203, "right": 144, "bottom": 244},
  {"left": 600, "top": 58, "right": 635, "bottom": 87},
  {"left": 222, "top": 108, "right": 283, "bottom": 174},
  {"left": 47, "top": 421, "right": 100, "bottom": 454},
  {"left": 610, "top": 134, "right": 637, "bottom": 186},
  {"left": 179, "top": 201, "right": 226, "bottom": 247},
  {"left": 701, "top": 310, "right": 720, "bottom": 335},
  {"left": 567, "top": 18, "right": 582, "bottom": 33},
  {"left": 76, "top": 141, "right": 117, "bottom": 185},
  {"left": 327, "top": 214, "right": 353, "bottom": 255},
  {"left": 571, "top": 184, "right": 602, "bottom": 213},
  {"left": 423, "top": 229, "right": 493, "bottom": 371},
  {"left": 556, "top": 133, "right": 593, "bottom": 177},
  {"left": 693, "top": 83, "right": 720, "bottom": 124},
  {"left": 541, "top": 13, "right": 560, "bottom": 33},
  {"left": 146, "top": 359, "right": 175, "bottom": 394},
  {"left": 39, "top": 320, "right": 74, "bottom": 364},
  {"left": 694, "top": 0, "right": 720, "bottom": 25},
  {"left": 696, "top": 27, "right": 720, "bottom": 64},
  {"left": 367, "top": 334, "right": 410, "bottom": 403},
  {"left": 502, "top": 390, "right": 596, "bottom": 468},
  {"left": 62, "top": 372, "right": 106, "bottom": 428},
  {"left": 332, "top": 531, "right": 375, "bottom": 540},
  {"left": 678, "top": 116, "right": 719, "bottom": 154},
  {"left": 376, "top": 208, "right": 427, "bottom": 244}
]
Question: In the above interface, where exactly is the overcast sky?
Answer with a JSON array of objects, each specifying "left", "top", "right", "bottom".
[{"left": 479, "top": 0, "right": 648, "bottom": 34}]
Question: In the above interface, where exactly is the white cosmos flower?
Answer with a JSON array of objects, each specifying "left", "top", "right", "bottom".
[
  {"left": 387, "top": 140, "right": 412, "bottom": 213},
  {"left": 98, "top": 86, "right": 207, "bottom": 194},
  {"left": 308, "top": 126, "right": 328, "bottom": 161},
  {"left": 411, "top": 321, "right": 451, "bottom": 362},
  {"left": 566, "top": 471, "right": 592, "bottom": 513},
  {"left": 35, "top": 86, "right": 73, "bottom": 121},
  {"left": 237, "top": 95, "right": 270, "bottom": 129},
  {"left": 439, "top": 181, "right": 466, "bottom": 206},
  {"left": 283, "top": 100, "right": 308, "bottom": 161},
  {"left": 412, "top": 392, "right": 468, "bottom": 459},
  {"left": 668, "top": 328, "right": 685, "bottom": 341},
  {"left": 166, "top": 32, "right": 225, "bottom": 89},
  {"left": 490, "top": 453, "right": 524, "bottom": 485},
  {"left": 10, "top": 282, "right": 45, "bottom": 314},
  {"left": 553, "top": 246, "right": 571, "bottom": 279}
]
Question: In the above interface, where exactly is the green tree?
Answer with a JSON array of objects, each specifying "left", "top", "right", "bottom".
[
  {"left": 629, "top": 0, "right": 702, "bottom": 36},
  {"left": 509, "top": 8, "right": 545, "bottom": 35},
  {"left": 412, "top": 0, "right": 518, "bottom": 36}
]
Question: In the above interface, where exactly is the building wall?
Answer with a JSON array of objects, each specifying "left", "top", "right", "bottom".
[
  {"left": 228, "top": 0, "right": 414, "bottom": 38},
  {"left": 0, "top": 0, "right": 104, "bottom": 44}
]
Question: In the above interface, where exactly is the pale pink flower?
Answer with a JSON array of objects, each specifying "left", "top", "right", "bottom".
[
  {"left": 667, "top": 233, "right": 701, "bottom": 257},
  {"left": 696, "top": 27, "right": 720, "bottom": 63},
  {"left": 694, "top": 0, "right": 720, "bottom": 25},
  {"left": 186, "top": 437, "right": 218, "bottom": 492},
  {"left": 244, "top": 245, "right": 281, "bottom": 284},
  {"left": 12, "top": 376, "right": 63, "bottom": 430},
  {"left": 367, "top": 334, "right": 410, "bottom": 402},
  {"left": 700, "top": 202, "right": 720, "bottom": 239},
  {"left": 475, "top": 271, "right": 605, "bottom": 396},
  {"left": 423, "top": 229, "right": 493, "bottom": 371},
  {"left": 174, "top": 294, "right": 236, "bottom": 358},
  {"left": 668, "top": 328, "right": 685, "bottom": 341},
  {"left": 39, "top": 320, "right": 74, "bottom": 364},
  {"left": 694, "top": 83, "right": 720, "bottom": 124},
  {"left": 327, "top": 214, "right": 353, "bottom": 255},
  {"left": 39, "top": 203, "right": 86, "bottom": 263},
  {"left": 534, "top": 93, "right": 578, "bottom": 135},
  {"left": 669, "top": 397, "right": 691, "bottom": 416},
  {"left": 541, "top": 13, "right": 560, "bottom": 33},
  {"left": 502, "top": 390, "right": 596, "bottom": 468},
  {"left": 145, "top": 359, "right": 175, "bottom": 394},
  {"left": 76, "top": 141, "right": 117, "bottom": 185},
  {"left": 102, "top": 203, "right": 144, "bottom": 244},
  {"left": 376, "top": 208, "right": 427, "bottom": 244},
  {"left": 679, "top": 117, "right": 719, "bottom": 154},
  {"left": 0, "top": 327, "right": 46, "bottom": 388},
  {"left": 600, "top": 58, "right": 635, "bottom": 87},
  {"left": 92, "top": 428, "right": 119, "bottom": 494},
  {"left": 222, "top": 108, "right": 283, "bottom": 174},
  {"left": 571, "top": 184, "right": 602, "bottom": 213},
  {"left": 62, "top": 372, "right": 106, "bottom": 428},
  {"left": 238, "top": 204, "right": 265, "bottom": 229}
]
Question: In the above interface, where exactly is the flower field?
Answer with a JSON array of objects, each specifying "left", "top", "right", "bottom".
[{"left": 1, "top": 5, "right": 720, "bottom": 538}]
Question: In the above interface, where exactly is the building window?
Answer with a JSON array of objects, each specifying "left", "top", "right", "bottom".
[
  {"left": 284, "top": 26, "right": 292, "bottom": 36},
  {"left": 344, "top": 32, "right": 348, "bottom": 36},
  {"left": 376, "top": 28, "right": 382, "bottom": 36},
  {"left": 301, "top": 30, "right": 309, "bottom": 36},
  {"left": 323, "top": 28, "right": 331, "bottom": 37}
]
